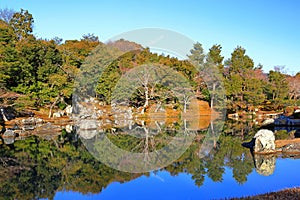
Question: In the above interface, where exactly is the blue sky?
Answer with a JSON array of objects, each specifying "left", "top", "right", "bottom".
[{"left": 1, "top": 0, "right": 299, "bottom": 74}]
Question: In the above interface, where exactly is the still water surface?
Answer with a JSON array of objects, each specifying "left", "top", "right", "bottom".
[
  {"left": 1, "top": 119, "right": 300, "bottom": 199},
  {"left": 54, "top": 158, "right": 300, "bottom": 200}
]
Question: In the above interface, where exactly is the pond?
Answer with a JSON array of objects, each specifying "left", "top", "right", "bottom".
[{"left": 1, "top": 119, "right": 300, "bottom": 199}]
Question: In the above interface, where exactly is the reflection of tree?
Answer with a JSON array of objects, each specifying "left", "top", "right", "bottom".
[
  {"left": 164, "top": 141, "right": 206, "bottom": 187},
  {"left": 217, "top": 134, "right": 254, "bottom": 184},
  {"left": 0, "top": 134, "right": 145, "bottom": 199},
  {"left": 0, "top": 120, "right": 264, "bottom": 199}
]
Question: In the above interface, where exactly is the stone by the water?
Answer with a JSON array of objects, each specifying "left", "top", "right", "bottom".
[
  {"left": 3, "top": 129, "right": 15, "bottom": 138},
  {"left": 254, "top": 129, "right": 275, "bottom": 153}
]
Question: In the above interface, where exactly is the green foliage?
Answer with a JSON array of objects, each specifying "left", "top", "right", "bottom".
[
  {"left": 9, "top": 9, "right": 33, "bottom": 40},
  {"left": 0, "top": 8, "right": 298, "bottom": 113},
  {"left": 96, "top": 63, "right": 122, "bottom": 103},
  {"left": 274, "top": 130, "right": 289, "bottom": 140},
  {"left": 268, "top": 69, "right": 289, "bottom": 103}
]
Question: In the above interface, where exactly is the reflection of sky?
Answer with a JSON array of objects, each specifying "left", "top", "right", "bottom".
[{"left": 54, "top": 158, "right": 300, "bottom": 200}]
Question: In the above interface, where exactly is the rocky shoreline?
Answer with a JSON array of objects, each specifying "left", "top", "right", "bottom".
[{"left": 231, "top": 187, "right": 300, "bottom": 199}]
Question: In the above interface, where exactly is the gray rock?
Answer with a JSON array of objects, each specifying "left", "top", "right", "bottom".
[
  {"left": 3, "top": 129, "right": 15, "bottom": 138},
  {"left": 3, "top": 137, "right": 14, "bottom": 144},
  {"left": 64, "top": 105, "right": 72, "bottom": 116},
  {"left": 21, "top": 117, "right": 43, "bottom": 125},
  {"left": 254, "top": 129, "right": 275, "bottom": 153},
  {"left": 77, "top": 120, "right": 98, "bottom": 139},
  {"left": 281, "top": 143, "right": 300, "bottom": 153}
]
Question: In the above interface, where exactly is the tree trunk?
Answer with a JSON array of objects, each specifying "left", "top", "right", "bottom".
[
  {"left": 48, "top": 95, "right": 60, "bottom": 118},
  {"left": 141, "top": 86, "right": 149, "bottom": 114},
  {"left": 210, "top": 82, "right": 216, "bottom": 110}
]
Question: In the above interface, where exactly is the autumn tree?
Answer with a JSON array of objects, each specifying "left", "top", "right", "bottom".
[
  {"left": 287, "top": 73, "right": 300, "bottom": 101},
  {"left": 9, "top": 9, "right": 33, "bottom": 40}
]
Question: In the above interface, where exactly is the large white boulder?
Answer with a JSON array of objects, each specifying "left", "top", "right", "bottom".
[{"left": 254, "top": 129, "right": 275, "bottom": 153}]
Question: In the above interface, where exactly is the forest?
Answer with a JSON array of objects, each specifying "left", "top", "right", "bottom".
[{"left": 1, "top": 9, "right": 300, "bottom": 115}]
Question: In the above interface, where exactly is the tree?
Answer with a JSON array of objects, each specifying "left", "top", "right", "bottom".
[
  {"left": 188, "top": 42, "right": 205, "bottom": 66},
  {"left": 208, "top": 44, "right": 224, "bottom": 72},
  {"left": 243, "top": 68, "right": 267, "bottom": 106},
  {"left": 224, "top": 46, "right": 256, "bottom": 111},
  {"left": 9, "top": 9, "right": 34, "bottom": 40},
  {"left": 287, "top": 73, "right": 300, "bottom": 101},
  {"left": 82, "top": 33, "right": 99, "bottom": 42},
  {"left": 0, "top": 8, "right": 15, "bottom": 23},
  {"left": 206, "top": 44, "right": 225, "bottom": 110},
  {"left": 268, "top": 68, "right": 289, "bottom": 102},
  {"left": 187, "top": 42, "right": 208, "bottom": 98},
  {"left": 0, "top": 19, "right": 18, "bottom": 88}
]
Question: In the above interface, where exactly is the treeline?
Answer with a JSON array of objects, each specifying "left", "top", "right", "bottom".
[
  {"left": 0, "top": 9, "right": 299, "bottom": 112},
  {"left": 0, "top": 9, "right": 100, "bottom": 109}
]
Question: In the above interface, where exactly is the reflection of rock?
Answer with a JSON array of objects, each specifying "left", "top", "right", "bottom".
[
  {"left": 77, "top": 120, "right": 98, "bottom": 140},
  {"left": 3, "top": 137, "right": 14, "bottom": 144},
  {"left": 33, "top": 122, "right": 61, "bottom": 140},
  {"left": 254, "top": 129, "right": 275, "bottom": 153},
  {"left": 254, "top": 154, "right": 276, "bottom": 176},
  {"left": 2, "top": 129, "right": 15, "bottom": 144},
  {"left": 78, "top": 129, "right": 98, "bottom": 140}
]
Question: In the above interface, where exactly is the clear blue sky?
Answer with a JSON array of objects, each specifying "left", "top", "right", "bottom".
[{"left": 1, "top": 0, "right": 299, "bottom": 74}]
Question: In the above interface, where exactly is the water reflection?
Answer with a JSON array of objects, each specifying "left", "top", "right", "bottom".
[
  {"left": 0, "top": 119, "right": 299, "bottom": 199},
  {"left": 254, "top": 154, "right": 276, "bottom": 176}
]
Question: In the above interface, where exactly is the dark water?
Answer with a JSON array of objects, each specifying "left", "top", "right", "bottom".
[{"left": 1, "top": 120, "right": 299, "bottom": 200}]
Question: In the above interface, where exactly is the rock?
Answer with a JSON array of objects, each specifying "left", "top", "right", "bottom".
[
  {"left": 2, "top": 129, "right": 16, "bottom": 144},
  {"left": 281, "top": 143, "right": 300, "bottom": 154},
  {"left": 3, "top": 137, "right": 14, "bottom": 144},
  {"left": 64, "top": 105, "right": 72, "bottom": 116},
  {"left": 21, "top": 117, "right": 43, "bottom": 125},
  {"left": 77, "top": 120, "right": 98, "bottom": 139},
  {"left": 262, "top": 118, "right": 275, "bottom": 126},
  {"left": 65, "top": 124, "right": 73, "bottom": 133},
  {"left": 33, "top": 122, "right": 61, "bottom": 140},
  {"left": 254, "top": 154, "right": 276, "bottom": 176},
  {"left": 3, "top": 129, "right": 15, "bottom": 139},
  {"left": 36, "top": 118, "right": 43, "bottom": 124},
  {"left": 53, "top": 111, "right": 64, "bottom": 118},
  {"left": 254, "top": 129, "right": 276, "bottom": 153}
]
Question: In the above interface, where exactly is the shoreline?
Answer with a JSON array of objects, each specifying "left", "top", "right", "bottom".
[{"left": 231, "top": 187, "right": 300, "bottom": 199}]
